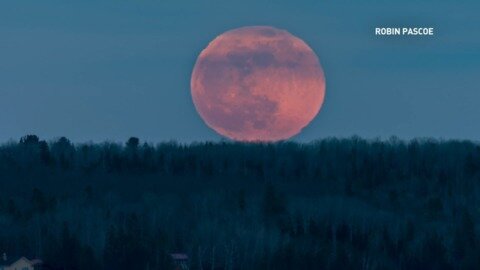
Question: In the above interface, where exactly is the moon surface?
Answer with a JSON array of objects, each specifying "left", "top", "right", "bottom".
[{"left": 191, "top": 26, "right": 325, "bottom": 142}]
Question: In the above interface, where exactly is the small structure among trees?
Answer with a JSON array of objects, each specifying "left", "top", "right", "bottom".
[
  {"left": 170, "top": 253, "right": 189, "bottom": 270},
  {"left": 0, "top": 254, "right": 44, "bottom": 270}
]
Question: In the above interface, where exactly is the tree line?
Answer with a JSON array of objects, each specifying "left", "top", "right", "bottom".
[{"left": 0, "top": 135, "right": 479, "bottom": 269}]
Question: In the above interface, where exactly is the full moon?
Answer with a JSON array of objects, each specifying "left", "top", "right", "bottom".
[{"left": 191, "top": 26, "right": 325, "bottom": 142}]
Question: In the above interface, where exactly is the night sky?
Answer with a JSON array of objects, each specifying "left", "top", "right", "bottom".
[{"left": 1, "top": 0, "right": 479, "bottom": 143}]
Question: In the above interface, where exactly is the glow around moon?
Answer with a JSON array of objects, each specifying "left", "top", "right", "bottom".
[{"left": 191, "top": 26, "right": 325, "bottom": 142}]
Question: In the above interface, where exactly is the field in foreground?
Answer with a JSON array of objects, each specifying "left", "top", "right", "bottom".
[{"left": 1, "top": 135, "right": 480, "bottom": 270}]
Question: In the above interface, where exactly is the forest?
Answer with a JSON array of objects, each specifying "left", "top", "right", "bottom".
[{"left": 1, "top": 135, "right": 480, "bottom": 269}]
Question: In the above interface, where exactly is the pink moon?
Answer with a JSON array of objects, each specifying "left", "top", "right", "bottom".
[{"left": 191, "top": 26, "right": 326, "bottom": 142}]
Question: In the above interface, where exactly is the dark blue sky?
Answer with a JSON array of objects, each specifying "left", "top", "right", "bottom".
[{"left": 1, "top": 0, "right": 479, "bottom": 143}]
